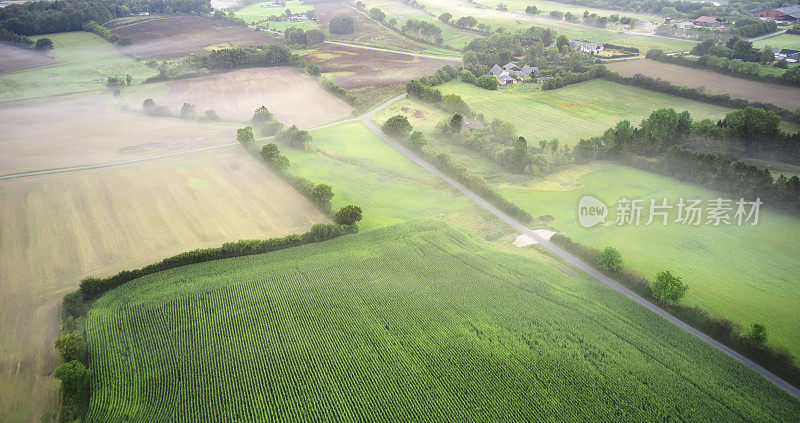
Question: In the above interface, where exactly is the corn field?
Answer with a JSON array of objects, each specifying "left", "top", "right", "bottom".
[{"left": 85, "top": 220, "right": 800, "bottom": 421}]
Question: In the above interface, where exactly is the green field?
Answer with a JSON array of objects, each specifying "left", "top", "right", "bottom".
[
  {"left": 84, "top": 220, "right": 800, "bottom": 420},
  {"left": 235, "top": 1, "right": 313, "bottom": 24},
  {"left": 478, "top": 0, "right": 664, "bottom": 23},
  {"left": 0, "top": 32, "right": 158, "bottom": 102},
  {"left": 498, "top": 162, "right": 800, "bottom": 356},
  {"left": 361, "top": 0, "right": 478, "bottom": 50},
  {"left": 753, "top": 33, "right": 800, "bottom": 51},
  {"left": 384, "top": 80, "right": 742, "bottom": 145},
  {"left": 272, "top": 121, "right": 484, "bottom": 231}
]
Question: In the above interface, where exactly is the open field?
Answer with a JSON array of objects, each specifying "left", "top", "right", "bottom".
[
  {"left": 413, "top": 0, "right": 696, "bottom": 53},
  {"left": 0, "top": 32, "right": 158, "bottom": 102},
  {"left": 753, "top": 33, "right": 800, "bottom": 51},
  {"left": 314, "top": 0, "right": 440, "bottom": 53},
  {"left": 0, "top": 146, "right": 326, "bottom": 422},
  {"left": 106, "top": 15, "right": 279, "bottom": 59},
  {"left": 84, "top": 220, "right": 800, "bottom": 420},
  {"left": 158, "top": 67, "right": 354, "bottom": 127},
  {"left": 276, "top": 121, "right": 486, "bottom": 230},
  {"left": 235, "top": 0, "right": 313, "bottom": 24},
  {"left": 606, "top": 59, "right": 800, "bottom": 111},
  {"left": 0, "top": 44, "right": 58, "bottom": 74},
  {"left": 476, "top": 0, "right": 663, "bottom": 23},
  {"left": 379, "top": 80, "right": 745, "bottom": 145},
  {"left": 493, "top": 162, "right": 800, "bottom": 357},
  {"left": 304, "top": 43, "right": 456, "bottom": 90},
  {"left": 0, "top": 94, "right": 242, "bottom": 174}
]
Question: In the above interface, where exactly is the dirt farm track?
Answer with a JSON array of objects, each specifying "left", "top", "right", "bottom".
[{"left": 605, "top": 59, "right": 800, "bottom": 111}]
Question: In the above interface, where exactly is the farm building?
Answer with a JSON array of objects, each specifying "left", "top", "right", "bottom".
[
  {"left": 754, "top": 5, "right": 800, "bottom": 21},
  {"left": 694, "top": 16, "right": 723, "bottom": 27},
  {"left": 489, "top": 63, "right": 538, "bottom": 85},
  {"left": 675, "top": 21, "right": 695, "bottom": 28},
  {"left": 779, "top": 49, "right": 800, "bottom": 62},
  {"left": 569, "top": 40, "right": 604, "bottom": 53}
]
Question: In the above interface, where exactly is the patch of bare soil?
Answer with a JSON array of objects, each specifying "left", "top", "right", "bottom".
[
  {"left": 0, "top": 44, "right": 58, "bottom": 74},
  {"left": 106, "top": 15, "right": 279, "bottom": 59}
]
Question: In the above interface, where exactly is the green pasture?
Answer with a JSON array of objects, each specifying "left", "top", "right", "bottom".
[
  {"left": 433, "top": 80, "right": 738, "bottom": 145},
  {"left": 754, "top": 33, "right": 800, "bottom": 51},
  {"left": 84, "top": 219, "right": 800, "bottom": 420},
  {"left": 270, "top": 121, "right": 479, "bottom": 230},
  {"left": 0, "top": 32, "right": 158, "bottom": 102},
  {"left": 497, "top": 162, "right": 800, "bottom": 357},
  {"left": 235, "top": 1, "right": 313, "bottom": 24}
]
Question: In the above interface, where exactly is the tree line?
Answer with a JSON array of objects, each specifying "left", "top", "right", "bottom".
[
  {"left": 381, "top": 114, "right": 533, "bottom": 223},
  {"left": 0, "top": 0, "right": 211, "bottom": 37}
]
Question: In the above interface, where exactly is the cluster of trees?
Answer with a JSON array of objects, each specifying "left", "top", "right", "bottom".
[
  {"left": 664, "top": 146, "right": 800, "bottom": 212},
  {"left": 275, "top": 124, "right": 312, "bottom": 149},
  {"left": 573, "top": 107, "right": 800, "bottom": 212},
  {"left": 251, "top": 105, "right": 283, "bottom": 136},
  {"left": 106, "top": 74, "right": 132, "bottom": 87},
  {"left": 284, "top": 27, "right": 325, "bottom": 47},
  {"left": 53, "top": 332, "right": 90, "bottom": 421},
  {"left": 541, "top": 65, "right": 605, "bottom": 90},
  {"left": 405, "top": 67, "right": 475, "bottom": 114},
  {"left": 212, "top": 9, "right": 246, "bottom": 25},
  {"left": 603, "top": 71, "right": 800, "bottom": 124},
  {"left": 83, "top": 20, "right": 131, "bottom": 45},
  {"left": 317, "top": 77, "right": 361, "bottom": 108},
  {"left": 368, "top": 7, "right": 385, "bottom": 22},
  {"left": 142, "top": 98, "right": 171, "bottom": 117},
  {"left": 381, "top": 115, "right": 533, "bottom": 222},
  {"left": 646, "top": 49, "right": 800, "bottom": 87},
  {"left": 551, "top": 232, "right": 800, "bottom": 389},
  {"left": 196, "top": 45, "right": 294, "bottom": 69},
  {"left": 690, "top": 37, "right": 761, "bottom": 63},
  {"left": 730, "top": 17, "right": 777, "bottom": 38},
  {"left": 260, "top": 143, "right": 289, "bottom": 170},
  {"left": 402, "top": 18, "right": 442, "bottom": 43},
  {"left": 0, "top": 0, "right": 211, "bottom": 36},
  {"left": 329, "top": 14, "right": 354, "bottom": 34}
]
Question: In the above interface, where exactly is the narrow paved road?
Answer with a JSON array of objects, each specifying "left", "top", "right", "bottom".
[
  {"left": 323, "top": 41, "right": 462, "bottom": 61},
  {"left": 362, "top": 93, "right": 800, "bottom": 401},
  {"left": 746, "top": 29, "right": 787, "bottom": 43}
]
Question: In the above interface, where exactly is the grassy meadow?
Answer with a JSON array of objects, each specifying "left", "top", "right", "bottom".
[
  {"left": 0, "top": 32, "right": 158, "bottom": 102},
  {"left": 235, "top": 0, "right": 313, "bottom": 23},
  {"left": 85, "top": 220, "right": 800, "bottom": 421},
  {"left": 272, "top": 121, "right": 489, "bottom": 231},
  {"left": 753, "top": 33, "right": 800, "bottom": 51},
  {"left": 383, "top": 80, "right": 743, "bottom": 145}
]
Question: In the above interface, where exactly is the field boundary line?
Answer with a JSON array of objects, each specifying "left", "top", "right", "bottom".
[
  {"left": 0, "top": 143, "right": 238, "bottom": 181},
  {"left": 322, "top": 41, "right": 462, "bottom": 61},
  {"left": 361, "top": 93, "right": 800, "bottom": 400}
]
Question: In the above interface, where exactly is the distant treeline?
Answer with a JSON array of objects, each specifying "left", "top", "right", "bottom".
[
  {"left": 0, "top": 0, "right": 211, "bottom": 37},
  {"left": 551, "top": 233, "right": 800, "bottom": 391},
  {"left": 83, "top": 20, "right": 131, "bottom": 45},
  {"left": 537, "top": 0, "right": 788, "bottom": 19},
  {"left": 574, "top": 107, "right": 800, "bottom": 212},
  {"left": 144, "top": 46, "right": 300, "bottom": 82}
]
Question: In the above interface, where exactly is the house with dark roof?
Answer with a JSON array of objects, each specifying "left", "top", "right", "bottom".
[
  {"left": 694, "top": 16, "right": 723, "bottom": 26},
  {"left": 489, "top": 63, "right": 538, "bottom": 85},
  {"left": 779, "top": 49, "right": 800, "bottom": 62}
]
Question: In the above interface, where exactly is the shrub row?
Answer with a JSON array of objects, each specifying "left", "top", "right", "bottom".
[
  {"left": 550, "top": 233, "right": 800, "bottom": 390},
  {"left": 603, "top": 71, "right": 800, "bottom": 125},
  {"left": 646, "top": 50, "right": 800, "bottom": 88},
  {"left": 72, "top": 223, "right": 356, "bottom": 304}
]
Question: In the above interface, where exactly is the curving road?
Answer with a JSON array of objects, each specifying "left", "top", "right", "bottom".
[{"left": 361, "top": 93, "right": 800, "bottom": 401}]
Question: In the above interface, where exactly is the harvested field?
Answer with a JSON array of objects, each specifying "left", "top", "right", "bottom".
[
  {"left": 314, "top": 0, "right": 434, "bottom": 52},
  {"left": 606, "top": 59, "right": 800, "bottom": 111},
  {"left": 304, "top": 43, "right": 454, "bottom": 89},
  {"left": 0, "top": 44, "right": 58, "bottom": 74},
  {"left": 0, "top": 146, "right": 326, "bottom": 422},
  {"left": 0, "top": 94, "right": 239, "bottom": 175},
  {"left": 106, "top": 15, "right": 279, "bottom": 60},
  {"left": 158, "top": 67, "right": 354, "bottom": 127}
]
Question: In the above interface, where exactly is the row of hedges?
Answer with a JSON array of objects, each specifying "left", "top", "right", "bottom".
[
  {"left": 646, "top": 50, "right": 800, "bottom": 88},
  {"left": 603, "top": 71, "right": 800, "bottom": 125},
  {"left": 550, "top": 233, "right": 800, "bottom": 390},
  {"left": 72, "top": 223, "right": 357, "bottom": 304}
]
